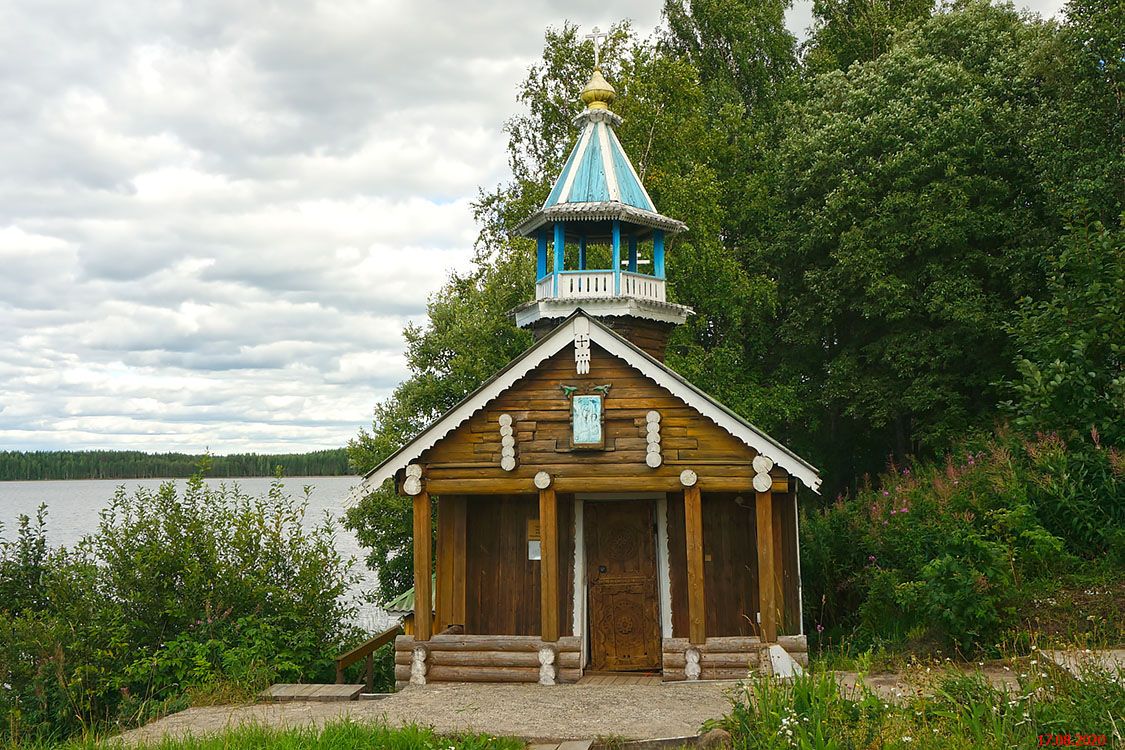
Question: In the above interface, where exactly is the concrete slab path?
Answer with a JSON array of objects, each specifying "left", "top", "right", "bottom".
[{"left": 117, "top": 682, "right": 736, "bottom": 746}]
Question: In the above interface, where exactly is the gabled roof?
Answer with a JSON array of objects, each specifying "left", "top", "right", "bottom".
[{"left": 350, "top": 311, "right": 821, "bottom": 502}]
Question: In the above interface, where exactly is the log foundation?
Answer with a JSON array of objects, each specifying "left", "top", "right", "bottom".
[
  {"left": 394, "top": 634, "right": 582, "bottom": 690},
  {"left": 661, "top": 635, "right": 808, "bottom": 681}
]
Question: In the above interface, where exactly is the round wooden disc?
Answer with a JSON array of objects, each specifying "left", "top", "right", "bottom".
[
  {"left": 646, "top": 410, "right": 661, "bottom": 424},
  {"left": 501, "top": 435, "right": 515, "bottom": 448},
  {"left": 498, "top": 414, "right": 513, "bottom": 427},
  {"left": 752, "top": 455, "right": 774, "bottom": 474},
  {"left": 403, "top": 476, "right": 422, "bottom": 496},
  {"left": 679, "top": 469, "right": 698, "bottom": 487},
  {"left": 405, "top": 463, "right": 422, "bottom": 478},
  {"left": 534, "top": 471, "right": 552, "bottom": 489},
  {"left": 500, "top": 456, "right": 517, "bottom": 472},
  {"left": 647, "top": 442, "right": 662, "bottom": 454},
  {"left": 646, "top": 452, "right": 663, "bottom": 468},
  {"left": 753, "top": 472, "right": 772, "bottom": 493},
  {"left": 499, "top": 424, "right": 514, "bottom": 437}
]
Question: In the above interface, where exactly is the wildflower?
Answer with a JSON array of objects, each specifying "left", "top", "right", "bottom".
[
  {"left": 868, "top": 555, "right": 877, "bottom": 563},
  {"left": 891, "top": 509, "right": 897, "bottom": 514},
  {"left": 900, "top": 507, "right": 909, "bottom": 513},
  {"left": 882, "top": 490, "right": 889, "bottom": 496},
  {"left": 903, "top": 737, "right": 912, "bottom": 743},
  {"left": 1030, "top": 660, "right": 1037, "bottom": 665},
  {"left": 816, "top": 623, "right": 824, "bottom": 633}
]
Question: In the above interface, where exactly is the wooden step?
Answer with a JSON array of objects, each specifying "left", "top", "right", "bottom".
[{"left": 257, "top": 683, "right": 365, "bottom": 702}]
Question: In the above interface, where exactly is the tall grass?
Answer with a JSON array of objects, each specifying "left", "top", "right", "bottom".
[
  {"left": 715, "top": 661, "right": 1124, "bottom": 749},
  {"left": 13, "top": 719, "right": 525, "bottom": 750}
]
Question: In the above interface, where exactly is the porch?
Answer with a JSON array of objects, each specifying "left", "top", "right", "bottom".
[{"left": 402, "top": 480, "right": 806, "bottom": 688}]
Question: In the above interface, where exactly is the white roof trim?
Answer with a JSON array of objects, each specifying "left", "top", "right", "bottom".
[
  {"left": 598, "top": 122, "right": 621, "bottom": 202},
  {"left": 350, "top": 313, "right": 821, "bottom": 505},
  {"left": 556, "top": 121, "right": 593, "bottom": 207}
]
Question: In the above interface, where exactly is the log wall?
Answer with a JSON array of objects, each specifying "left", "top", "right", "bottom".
[
  {"left": 660, "top": 634, "right": 808, "bottom": 681},
  {"left": 417, "top": 343, "right": 791, "bottom": 495},
  {"left": 394, "top": 634, "right": 582, "bottom": 690}
]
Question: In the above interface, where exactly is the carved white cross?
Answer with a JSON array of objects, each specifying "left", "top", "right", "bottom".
[{"left": 584, "top": 26, "right": 609, "bottom": 68}]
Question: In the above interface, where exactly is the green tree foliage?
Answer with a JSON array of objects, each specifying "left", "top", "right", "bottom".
[
  {"left": 1026, "top": 0, "right": 1124, "bottom": 224},
  {"left": 1004, "top": 220, "right": 1125, "bottom": 445},
  {"left": 803, "top": 0, "right": 933, "bottom": 72},
  {"left": 764, "top": 2, "right": 1060, "bottom": 482},
  {"left": 0, "top": 448, "right": 350, "bottom": 481},
  {"left": 0, "top": 476, "right": 360, "bottom": 742}
]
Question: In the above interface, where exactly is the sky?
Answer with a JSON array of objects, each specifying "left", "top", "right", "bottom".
[{"left": 0, "top": 0, "right": 1068, "bottom": 455}]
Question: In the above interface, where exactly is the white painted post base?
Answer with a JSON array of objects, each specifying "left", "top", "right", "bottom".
[
  {"left": 410, "top": 646, "right": 428, "bottom": 685},
  {"left": 538, "top": 646, "right": 556, "bottom": 685},
  {"left": 767, "top": 644, "right": 803, "bottom": 680},
  {"left": 685, "top": 646, "right": 701, "bottom": 681}
]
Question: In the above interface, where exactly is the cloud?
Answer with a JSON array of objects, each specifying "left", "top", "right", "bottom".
[{"left": 0, "top": 0, "right": 1066, "bottom": 454}]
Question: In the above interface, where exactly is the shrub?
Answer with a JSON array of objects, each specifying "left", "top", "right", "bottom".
[
  {"left": 0, "top": 475, "right": 362, "bottom": 744},
  {"left": 801, "top": 427, "right": 1122, "bottom": 652}
]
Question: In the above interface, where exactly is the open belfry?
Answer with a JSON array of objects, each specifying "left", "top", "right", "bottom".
[{"left": 355, "top": 61, "right": 821, "bottom": 687}]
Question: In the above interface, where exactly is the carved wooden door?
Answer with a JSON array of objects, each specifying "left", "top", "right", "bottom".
[{"left": 585, "top": 501, "right": 661, "bottom": 671}]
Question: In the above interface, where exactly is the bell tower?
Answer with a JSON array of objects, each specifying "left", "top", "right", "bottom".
[{"left": 512, "top": 66, "right": 692, "bottom": 362}]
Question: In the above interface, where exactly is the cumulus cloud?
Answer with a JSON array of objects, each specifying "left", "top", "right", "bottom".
[{"left": 0, "top": 0, "right": 1066, "bottom": 454}]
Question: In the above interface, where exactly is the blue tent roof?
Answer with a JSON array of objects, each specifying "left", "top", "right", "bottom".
[
  {"left": 515, "top": 71, "right": 686, "bottom": 239},
  {"left": 543, "top": 116, "right": 656, "bottom": 213}
]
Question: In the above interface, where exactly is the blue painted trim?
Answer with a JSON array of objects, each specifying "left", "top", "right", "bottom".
[
  {"left": 579, "top": 236, "right": 587, "bottom": 270},
  {"left": 536, "top": 230, "right": 547, "bottom": 279},
  {"left": 654, "top": 230, "right": 665, "bottom": 278},
  {"left": 628, "top": 235, "right": 638, "bottom": 273},
  {"left": 553, "top": 223, "right": 565, "bottom": 296},
  {"left": 612, "top": 220, "right": 621, "bottom": 295}
]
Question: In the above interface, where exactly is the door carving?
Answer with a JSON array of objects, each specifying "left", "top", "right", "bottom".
[{"left": 586, "top": 501, "right": 661, "bottom": 671}]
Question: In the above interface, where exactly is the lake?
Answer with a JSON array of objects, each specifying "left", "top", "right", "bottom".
[{"left": 0, "top": 475, "right": 394, "bottom": 632}]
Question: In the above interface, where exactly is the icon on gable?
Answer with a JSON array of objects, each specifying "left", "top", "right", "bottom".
[{"left": 571, "top": 394, "right": 604, "bottom": 448}]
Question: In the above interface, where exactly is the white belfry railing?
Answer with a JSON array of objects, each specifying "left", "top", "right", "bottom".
[
  {"left": 622, "top": 271, "right": 666, "bottom": 302},
  {"left": 536, "top": 270, "right": 666, "bottom": 303}
]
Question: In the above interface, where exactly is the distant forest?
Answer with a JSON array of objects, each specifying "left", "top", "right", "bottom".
[{"left": 0, "top": 448, "right": 351, "bottom": 481}]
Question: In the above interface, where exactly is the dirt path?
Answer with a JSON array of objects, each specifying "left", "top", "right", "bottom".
[{"left": 117, "top": 682, "right": 737, "bottom": 745}]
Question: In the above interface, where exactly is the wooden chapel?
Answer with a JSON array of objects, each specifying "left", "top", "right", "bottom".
[{"left": 353, "top": 66, "right": 821, "bottom": 688}]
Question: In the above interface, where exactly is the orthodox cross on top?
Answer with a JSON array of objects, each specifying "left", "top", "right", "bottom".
[{"left": 585, "top": 26, "right": 609, "bottom": 68}]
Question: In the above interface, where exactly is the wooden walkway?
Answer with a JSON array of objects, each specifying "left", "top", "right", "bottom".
[
  {"left": 577, "top": 672, "right": 662, "bottom": 686},
  {"left": 258, "top": 683, "right": 365, "bottom": 702}
]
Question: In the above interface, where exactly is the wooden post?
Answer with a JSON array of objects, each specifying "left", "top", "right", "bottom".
[
  {"left": 772, "top": 492, "right": 786, "bottom": 634},
  {"left": 553, "top": 222, "right": 565, "bottom": 296},
  {"left": 756, "top": 490, "right": 777, "bottom": 642},
  {"left": 435, "top": 498, "right": 453, "bottom": 632},
  {"left": 612, "top": 220, "right": 622, "bottom": 294},
  {"left": 413, "top": 491, "right": 433, "bottom": 641},
  {"left": 451, "top": 496, "right": 467, "bottom": 628},
  {"left": 539, "top": 487, "right": 559, "bottom": 642},
  {"left": 684, "top": 486, "right": 706, "bottom": 644}
]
